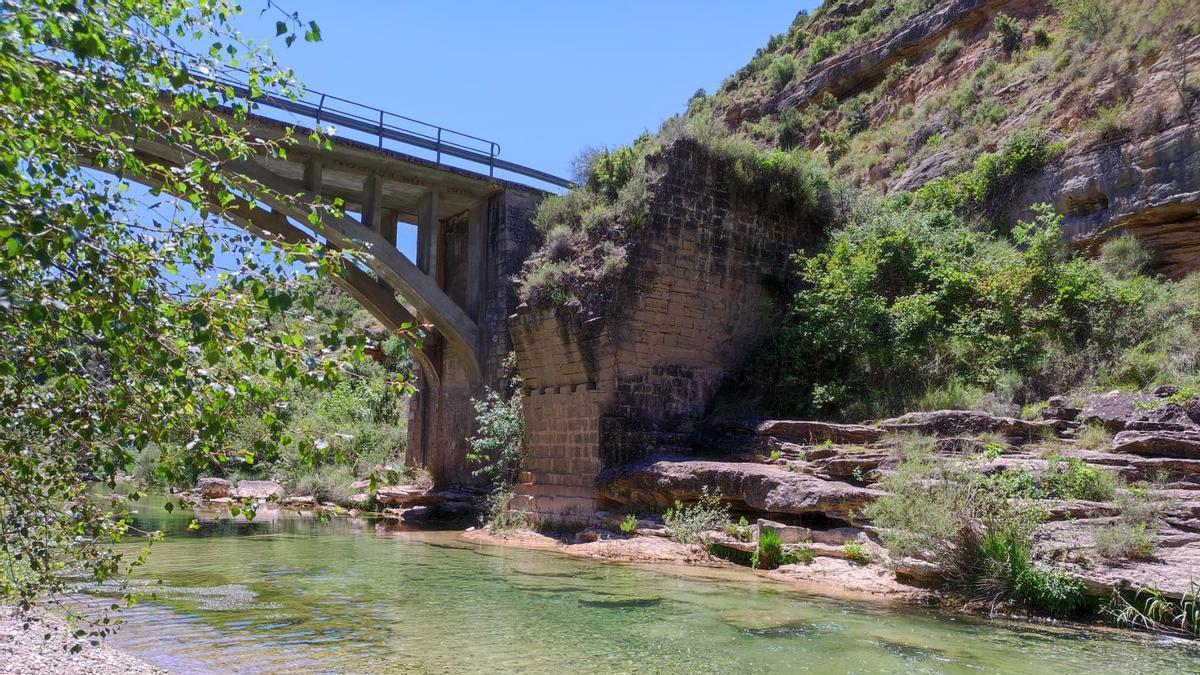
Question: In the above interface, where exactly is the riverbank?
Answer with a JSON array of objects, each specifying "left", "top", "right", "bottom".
[
  {"left": 0, "top": 608, "right": 165, "bottom": 675},
  {"left": 462, "top": 528, "right": 941, "bottom": 606}
]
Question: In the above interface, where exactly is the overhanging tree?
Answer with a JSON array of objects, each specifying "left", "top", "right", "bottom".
[{"left": 0, "top": 0, "right": 401, "bottom": 621}]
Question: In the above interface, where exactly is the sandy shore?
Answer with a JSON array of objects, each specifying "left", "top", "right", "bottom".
[{"left": 0, "top": 608, "right": 164, "bottom": 675}]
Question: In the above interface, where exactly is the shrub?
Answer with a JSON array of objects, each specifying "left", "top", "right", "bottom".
[
  {"left": 1099, "top": 234, "right": 1154, "bottom": 279},
  {"left": 619, "top": 513, "right": 638, "bottom": 534},
  {"left": 842, "top": 96, "right": 869, "bottom": 136},
  {"left": 1039, "top": 456, "right": 1119, "bottom": 501},
  {"left": 484, "top": 489, "right": 530, "bottom": 533},
  {"left": 586, "top": 143, "right": 644, "bottom": 201},
  {"left": 1095, "top": 521, "right": 1156, "bottom": 560},
  {"left": 808, "top": 34, "right": 839, "bottom": 65},
  {"left": 1107, "top": 583, "right": 1199, "bottom": 637},
  {"left": 1055, "top": 0, "right": 1114, "bottom": 41},
  {"left": 726, "top": 515, "right": 753, "bottom": 541},
  {"left": 778, "top": 107, "right": 806, "bottom": 150},
  {"left": 915, "top": 128, "right": 1064, "bottom": 213},
  {"left": 466, "top": 387, "right": 525, "bottom": 490},
  {"left": 1076, "top": 424, "right": 1112, "bottom": 449},
  {"left": 1086, "top": 103, "right": 1128, "bottom": 143},
  {"left": 752, "top": 528, "right": 786, "bottom": 569},
  {"left": 993, "top": 12, "right": 1024, "bottom": 54},
  {"left": 744, "top": 200, "right": 1160, "bottom": 418},
  {"left": 1014, "top": 564, "right": 1092, "bottom": 615},
  {"left": 820, "top": 126, "right": 850, "bottom": 163},
  {"left": 663, "top": 487, "right": 730, "bottom": 544},
  {"left": 843, "top": 540, "right": 871, "bottom": 565},
  {"left": 935, "top": 32, "right": 964, "bottom": 64},
  {"left": 866, "top": 452, "right": 1090, "bottom": 613},
  {"left": 1032, "top": 20, "right": 1053, "bottom": 48},
  {"left": 766, "top": 55, "right": 800, "bottom": 92},
  {"left": 795, "top": 545, "right": 816, "bottom": 563}
]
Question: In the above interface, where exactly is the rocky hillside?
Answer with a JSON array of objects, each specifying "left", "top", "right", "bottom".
[{"left": 695, "top": 0, "right": 1199, "bottom": 275}]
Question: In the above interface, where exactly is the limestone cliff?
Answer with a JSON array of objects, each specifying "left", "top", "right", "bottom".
[{"left": 704, "top": 0, "right": 1200, "bottom": 274}]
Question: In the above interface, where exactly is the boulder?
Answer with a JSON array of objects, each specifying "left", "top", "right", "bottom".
[
  {"left": 1111, "top": 429, "right": 1200, "bottom": 459},
  {"left": 1078, "top": 391, "right": 1142, "bottom": 431},
  {"left": 280, "top": 495, "right": 318, "bottom": 508},
  {"left": 1077, "top": 391, "right": 1198, "bottom": 432},
  {"left": 809, "top": 451, "right": 891, "bottom": 479},
  {"left": 599, "top": 457, "right": 882, "bottom": 520},
  {"left": 757, "top": 519, "right": 865, "bottom": 545},
  {"left": 755, "top": 420, "right": 884, "bottom": 444},
  {"left": 194, "top": 477, "right": 231, "bottom": 499},
  {"left": 233, "top": 480, "right": 283, "bottom": 500},
  {"left": 878, "top": 410, "right": 1056, "bottom": 439},
  {"left": 1041, "top": 395, "right": 1081, "bottom": 422},
  {"left": 375, "top": 484, "right": 441, "bottom": 507},
  {"left": 893, "top": 557, "right": 943, "bottom": 585}
]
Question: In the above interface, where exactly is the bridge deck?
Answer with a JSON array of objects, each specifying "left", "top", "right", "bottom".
[{"left": 245, "top": 113, "right": 547, "bottom": 224}]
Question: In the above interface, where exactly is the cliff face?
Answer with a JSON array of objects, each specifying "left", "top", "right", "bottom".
[{"left": 704, "top": 0, "right": 1200, "bottom": 274}]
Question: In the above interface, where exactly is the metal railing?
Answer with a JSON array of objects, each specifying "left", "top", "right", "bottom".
[{"left": 212, "top": 76, "right": 573, "bottom": 190}]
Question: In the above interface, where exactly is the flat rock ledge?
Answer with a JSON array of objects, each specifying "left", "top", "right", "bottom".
[
  {"left": 598, "top": 457, "right": 881, "bottom": 520},
  {"left": 0, "top": 609, "right": 164, "bottom": 675}
]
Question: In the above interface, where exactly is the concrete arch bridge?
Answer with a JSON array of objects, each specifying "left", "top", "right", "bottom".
[{"left": 102, "top": 84, "right": 561, "bottom": 484}]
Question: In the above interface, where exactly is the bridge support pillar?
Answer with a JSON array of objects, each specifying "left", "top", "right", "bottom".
[
  {"left": 416, "top": 189, "right": 441, "bottom": 282},
  {"left": 405, "top": 185, "right": 544, "bottom": 487}
]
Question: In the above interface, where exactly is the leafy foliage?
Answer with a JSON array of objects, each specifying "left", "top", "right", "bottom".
[
  {"left": 663, "top": 487, "right": 729, "bottom": 544},
  {"left": 992, "top": 12, "right": 1024, "bottom": 54},
  {"left": 0, "top": 0, "right": 412, "bottom": 621},
  {"left": 752, "top": 528, "right": 791, "bottom": 569},
  {"left": 915, "top": 129, "right": 1065, "bottom": 214},
  {"left": 467, "top": 387, "right": 525, "bottom": 489},
  {"left": 866, "top": 451, "right": 1091, "bottom": 614},
  {"left": 935, "top": 32, "right": 964, "bottom": 64},
  {"left": 766, "top": 55, "right": 800, "bottom": 92},
  {"left": 743, "top": 199, "right": 1189, "bottom": 418},
  {"left": 619, "top": 513, "right": 638, "bottom": 534},
  {"left": 1107, "top": 583, "right": 1199, "bottom": 637}
]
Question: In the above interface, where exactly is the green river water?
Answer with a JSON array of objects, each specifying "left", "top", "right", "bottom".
[{"left": 76, "top": 496, "right": 1199, "bottom": 674}]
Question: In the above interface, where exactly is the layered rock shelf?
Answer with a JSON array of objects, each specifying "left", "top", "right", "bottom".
[{"left": 590, "top": 389, "right": 1200, "bottom": 601}]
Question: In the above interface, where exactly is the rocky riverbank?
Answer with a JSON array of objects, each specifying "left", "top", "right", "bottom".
[
  {"left": 462, "top": 527, "right": 938, "bottom": 606},
  {"left": 0, "top": 609, "right": 164, "bottom": 675},
  {"left": 481, "top": 388, "right": 1200, "bottom": 635}
]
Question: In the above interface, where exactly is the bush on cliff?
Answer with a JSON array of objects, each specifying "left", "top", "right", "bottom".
[
  {"left": 914, "top": 128, "right": 1066, "bottom": 218},
  {"left": 746, "top": 201, "right": 1197, "bottom": 419},
  {"left": 517, "top": 110, "right": 839, "bottom": 313}
]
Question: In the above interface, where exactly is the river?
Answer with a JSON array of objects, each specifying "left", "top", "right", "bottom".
[{"left": 72, "top": 496, "right": 1199, "bottom": 674}]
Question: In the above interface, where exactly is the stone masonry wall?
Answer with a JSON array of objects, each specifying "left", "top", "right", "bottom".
[{"left": 510, "top": 138, "right": 825, "bottom": 518}]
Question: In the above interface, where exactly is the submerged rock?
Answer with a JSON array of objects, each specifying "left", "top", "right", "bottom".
[{"left": 599, "top": 457, "right": 881, "bottom": 520}]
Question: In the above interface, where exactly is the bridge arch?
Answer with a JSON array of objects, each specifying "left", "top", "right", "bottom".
[{"left": 90, "top": 104, "right": 553, "bottom": 484}]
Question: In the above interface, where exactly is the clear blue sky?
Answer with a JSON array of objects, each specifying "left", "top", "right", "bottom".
[{"left": 244, "top": 1, "right": 819, "bottom": 183}]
